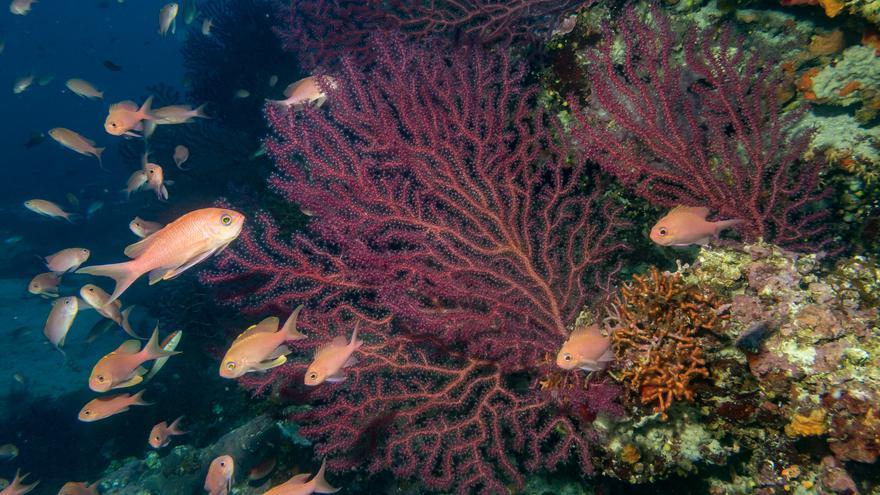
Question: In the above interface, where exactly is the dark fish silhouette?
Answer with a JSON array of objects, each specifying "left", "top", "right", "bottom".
[
  {"left": 102, "top": 60, "right": 123, "bottom": 72},
  {"left": 23, "top": 132, "right": 46, "bottom": 149}
]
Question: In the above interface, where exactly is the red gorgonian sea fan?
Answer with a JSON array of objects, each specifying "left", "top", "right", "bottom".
[
  {"left": 279, "top": 0, "right": 588, "bottom": 69},
  {"left": 203, "top": 37, "right": 627, "bottom": 493},
  {"left": 569, "top": 7, "right": 832, "bottom": 251}
]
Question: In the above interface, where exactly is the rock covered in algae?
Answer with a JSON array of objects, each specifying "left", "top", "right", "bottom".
[{"left": 598, "top": 243, "right": 879, "bottom": 492}]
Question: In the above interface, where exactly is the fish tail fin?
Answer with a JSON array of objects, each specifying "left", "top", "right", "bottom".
[
  {"left": 194, "top": 102, "right": 209, "bottom": 119},
  {"left": 131, "top": 389, "right": 153, "bottom": 406},
  {"left": 169, "top": 415, "right": 186, "bottom": 435},
  {"left": 312, "top": 459, "right": 340, "bottom": 494},
  {"left": 62, "top": 212, "right": 77, "bottom": 223},
  {"left": 139, "top": 95, "right": 155, "bottom": 120},
  {"left": 144, "top": 325, "right": 182, "bottom": 359},
  {"left": 281, "top": 304, "right": 307, "bottom": 340},
  {"left": 120, "top": 306, "right": 143, "bottom": 339},
  {"left": 94, "top": 147, "right": 106, "bottom": 170},
  {"left": 76, "top": 261, "right": 142, "bottom": 304}
]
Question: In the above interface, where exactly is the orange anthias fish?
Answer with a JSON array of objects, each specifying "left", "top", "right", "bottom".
[
  {"left": 129, "top": 216, "right": 164, "bottom": 238},
  {"left": 153, "top": 104, "right": 207, "bottom": 125},
  {"left": 268, "top": 76, "right": 337, "bottom": 110},
  {"left": 220, "top": 305, "right": 307, "bottom": 379},
  {"left": 304, "top": 324, "right": 363, "bottom": 386},
  {"left": 48, "top": 128, "right": 105, "bottom": 168},
  {"left": 148, "top": 415, "right": 186, "bottom": 448},
  {"left": 124, "top": 170, "right": 148, "bottom": 199},
  {"left": 79, "top": 284, "right": 140, "bottom": 339},
  {"left": 142, "top": 156, "right": 169, "bottom": 201},
  {"left": 88, "top": 326, "right": 180, "bottom": 391},
  {"left": 0, "top": 470, "right": 38, "bottom": 495},
  {"left": 28, "top": 272, "right": 62, "bottom": 297},
  {"left": 556, "top": 322, "right": 614, "bottom": 372},
  {"left": 159, "top": 3, "right": 179, "bottom": 36},
  {"left": 104, "top": 96, "right": 155, "bottom": 137},
  {"left": 77, "top": 207, "right": 245, "bottom": 304},
  {"left": 9, "top": 0, "right": 36, "bottom": 16},
  {"left": 24, "top": 199, "right": 75, "bottom": 222},
  {"left": 649, "top": 206, "right": 744, "bottom": 247},
  {"left": 263, "top": 459, "right": 339, "bottom": 495},
  {"left": 204, "top": 455, "right": 234, "bottom": 495},
  {"left": 248, "top": 456, "right": 276, "bottom": 481},
  {"left": 65, "top": 78, "right": 103, "bottom": 99},
  {"left": 56, "top": 481, "right": 100, "bottom": 495},
  {"left": 78, "top": 390, "right": 151, "bottom": 422},
  {"left": 173, "top": 145, "right": 189, "bottom": 169},
  {"left": 45, "top": 248, "right": 90, "bottom": 273},
  {"left": 44, "top": 296, "right": 78, "bottom": 353}
]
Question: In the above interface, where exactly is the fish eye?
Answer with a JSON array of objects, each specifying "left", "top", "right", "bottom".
[
  {"left": 563, "top": 353, "right": 572, "bottom": 361},
  {"left": 225, "top": 362, "right": 235, "bottom": 370},
  {"left": 83, "top": 410, "right": 91, "bottom": 416},
  {"left": 309, "top": 372, "right": 318, "bottom": 380},
  {"left": 219, "top": 461, "right": 226, "bottom": 467},
  {"left": 88, "top": 288, "right": 94, "bottom": 292},
  {"left": 110, "top": 122, "right": 117, "bottom": 128},
  {"left": 155, "top": 435, "right": 161, "bottom": 441},
  {"left": 658, "top": 227, "right": 668, "bottom": 236},
  {"left": 220, "top": 214, "right": 232, "bottom": 226},
  {"left": 97, "top": 375, "right": 105, "bottom": 382}
]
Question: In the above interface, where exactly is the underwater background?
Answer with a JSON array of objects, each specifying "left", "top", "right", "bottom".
[{"left": 0, "top": 0, "right": 878, "bottom": 494}]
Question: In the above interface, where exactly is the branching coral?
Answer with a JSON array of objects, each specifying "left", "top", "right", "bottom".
[{"left": 608, "top": 267, "right": 725, "bottom": 418}]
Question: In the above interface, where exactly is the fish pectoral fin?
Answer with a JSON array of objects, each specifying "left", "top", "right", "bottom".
[
  {"left": 267, "top": 345, "right": 290, "bottom": 360},
  {"left": 253, "top": 355, "right": 287, "bottom": 371},
  {"left": 598, "top": 348, "right": 615, "bottom": 362},
  {"left": 113, "top": 374, "right": 144, "bottom": 389},
  {"left": 325, "top": 372, "right": 348, "bottom": 383},
  {"left": 343, "top": 355, "right": 358, "bottom": 368},
  {"left": 150, "top": 244, "right": 223, "bottom": 284}
]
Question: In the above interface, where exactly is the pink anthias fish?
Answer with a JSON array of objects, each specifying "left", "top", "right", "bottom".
[
  {"left": 304, "top": 325, "right": 363, "bottom": 386},
  {"left": 148, "top": 415, "right": 186, "bottom": 448},
  {"left": 45, "top": 247, "right": 90, "bottom": 273},
  {"left": 28, "top": 271, "right": 62, "bottom": 298},
  {"left": 44, "top": 296, "right": 78, "bottom": 354},
  {"left": 56, "top": 481, "right": 100, "bottom": 495},
  {"left": 0, "top": 470, "right": 38, "bottom": 495},
  {"left": 9, "top": 0, "right": 36, "bottom": 16},
  {"left": 204, "top": 455, "right": 234, "bottom": 495},
  {"left": 24, "top": 199, "right": 75, "bottom": 222},
  {"left": 129, "top": 216, "right": 164, "bottom": 238},
  {"left": 124, "top": 170, "right": 148, "bottom": 199},
  {"left": 77, "top": 208, "right": 245, "bottom": 304},
  {"left": 219, "top": 305, "right": 307, "bottom": 379},
  {"left": 268, "top": 76, "right": 337, "bottom": 110},
  {"left": 48, "top": 128, "right": 105, "bottom": 168},
  {"left": 104, "top": 96, "right": 155, "bottom": 137},
  {"left": 79, "top": 284, "right": 140, "bottom": 339},
  {"left": 88, "top": 326, "right": 180, "bottom": 392},
  {"left": 153, "top": 104, "right": 207, "bottom": 125},
  {"left": 263, "top": 459, "right": 339, "bottom": 495},
  {"left": 649, "top": 206, "right": 744, "bottom": 247},
  {"left": 173, "top": 145, "right": 189, "bottom": 169},
  {"left": 142, "top": 154, "right": 170, "bottom": 201},
  {"left": 78, "top": 391, "right": 151, "bottom": 422},
  {"left": 556, "top": 322, "right": 614, "bottom": 372}
]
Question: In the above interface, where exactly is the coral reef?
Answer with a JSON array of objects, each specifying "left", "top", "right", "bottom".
[
  {"left": 608, "top": 267, "right": 725, "bottom": 418},
  {"left": 204, "top": 36, "right": 627, "bottom": 493},
  {"left": 279, "top": 0, "right": 588, "bottom": 69},
  {"left": 568, "top": 7, "right": 831, "bottom": 251}
]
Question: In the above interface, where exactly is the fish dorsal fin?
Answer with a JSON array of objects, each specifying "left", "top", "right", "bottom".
[
  {"left": 670, "top": 205, "right": 710, "bottom": 219},
  {"left": 283, "top": 78, "right": 309, "bottom": 98},
  {"left": 112, "top": 101, "right": 138, "bottom": 112},
  {"left": 116, "top": 340, "right": 142, "bottom": 354},
  {"left": 124, "top": 232, "right": 161, "bottom": 259},
  {"left": 234, "top": 317, "right": 280, "bottom": 344},
  {"left": 288, "top": 473, "right": 311, "bottom": 484},
  {"left": 315, "top": 336, "right": 347, "bottom": 359},
  {"left": 571, "top": 322, "right": 601, "bottom": 337}
]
